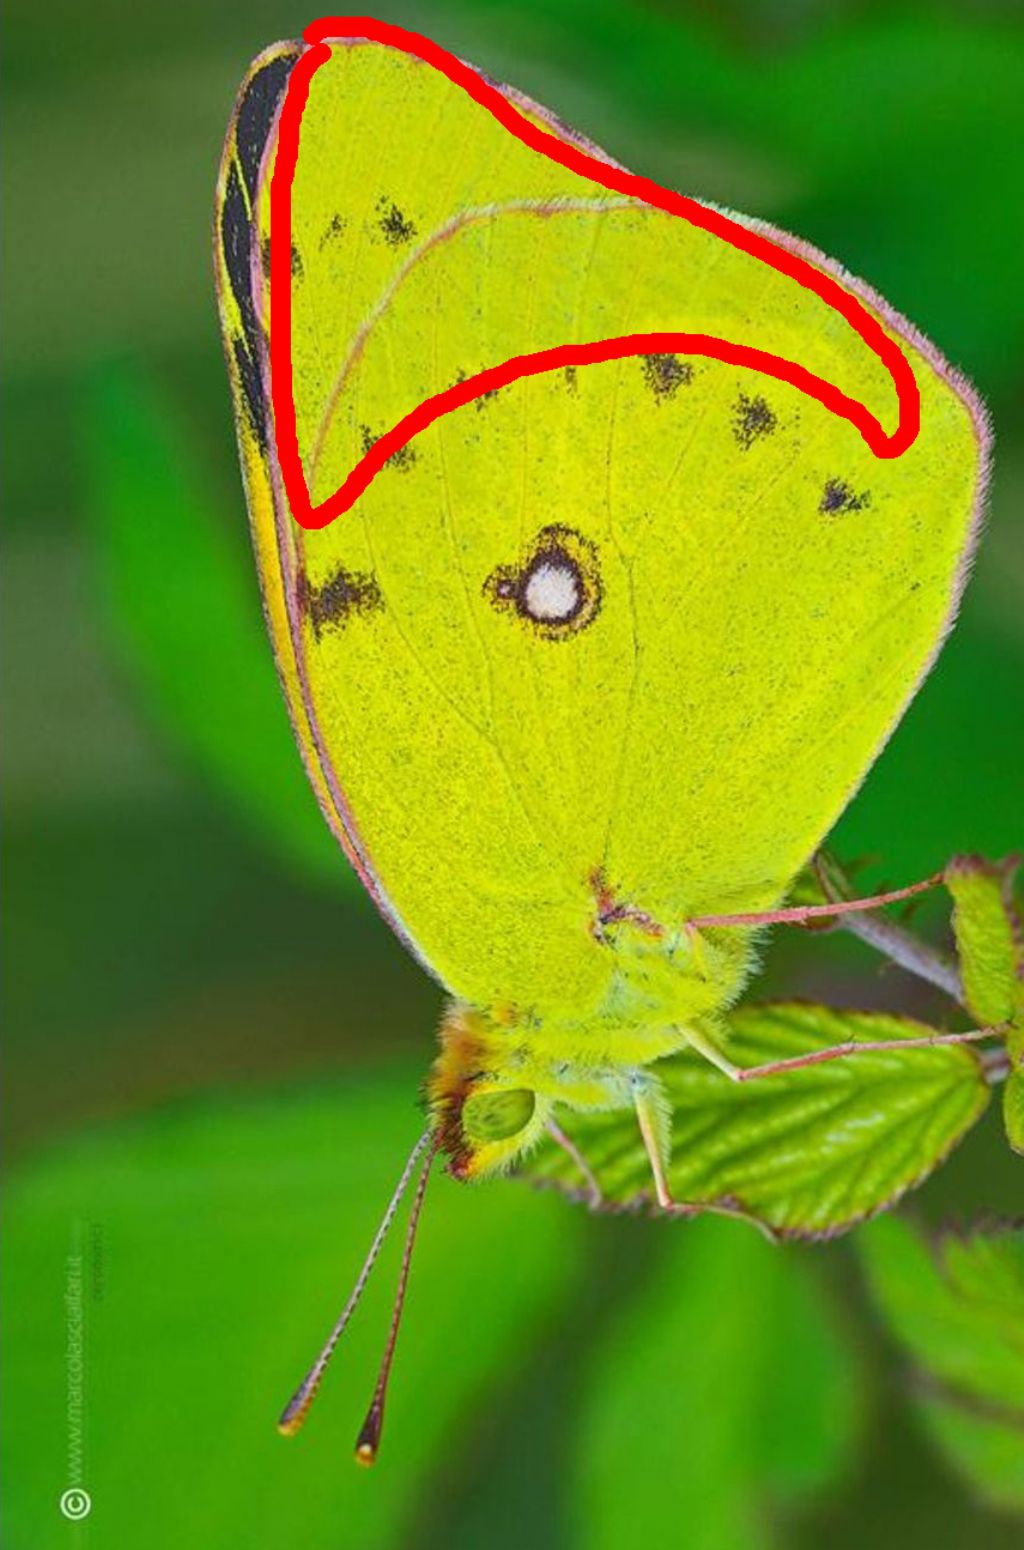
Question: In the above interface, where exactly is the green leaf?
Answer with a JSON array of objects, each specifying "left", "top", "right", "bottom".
[
  {"left": 523, "top": 1003, "right": 990, "bottom": 1238},
  {"left": 860, "top": 1216, "right": 1024, "bottom": 1514},
  {"left": 947, "top": 853, "right": 1023, "bottom": 1027},
  {"left": 2, "top": 1066, "right": 583, "bottom": 1550},
  {"left": 571, "top": 1219, "right": 860, "bottom": 1550},
  {"left": 946, "top": 855, "right": 1024, "bottom": 1159},
  {"left": 1005, "top": 1069, "right": 1024, "bottom": 1157},
  {"left": 861, "top": 1216, "right": 1024, "bottom": 1409},
  {"left": 917, "top": 1392, "right": 1024, "bottom": 1515},
  {"left": 80, "top": 359, "right": 345, "bottom": 884}
]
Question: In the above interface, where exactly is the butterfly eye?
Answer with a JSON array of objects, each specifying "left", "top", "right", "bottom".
[
  {"left": 484, "top": 525, "right": 602, "bottom": 640},
  {"left": 461, "top": 1087, "right": 536, "bottom": 1143}
]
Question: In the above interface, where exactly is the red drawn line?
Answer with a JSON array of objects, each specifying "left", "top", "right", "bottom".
[{"left": 269, "top": 14, "right": 920, "bottom": 532}]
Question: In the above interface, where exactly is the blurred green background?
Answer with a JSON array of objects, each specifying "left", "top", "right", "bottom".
[{"left": 4, "top": 2, "right": 1023, "bottom": 1546}]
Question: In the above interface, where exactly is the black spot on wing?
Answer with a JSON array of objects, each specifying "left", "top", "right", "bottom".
[
  {"left": 452, "top": 366, "right": 501, "bottom": 409},
  {"left": 234, "top": 48, "right": 300, "bottom": 201},
  {"left": 641, "top": 354, "right": 692, "bottom": 401},
  {"left": 290, "top": 242, "right": 304, "bottom": 279},
  {"left": 360, "top": 423, "right": 417, "bottom": 470},
  {"left": 732, "top": 392, "right": 777, "bottom": 450},
  {"left": 298, "top": 566, "right": 383, "bottom": 638},
  {"left": 564, "top": 366, "right": 578, "bottom": 393},
  {"left": 319, "top": 213, "right": 346, "bottom": 249},
  {"left": 820, "top": 478, "right": 871, "bottom": 514},
  {"left": 376, "top": 197, "right": 417, "bottom": 246}
]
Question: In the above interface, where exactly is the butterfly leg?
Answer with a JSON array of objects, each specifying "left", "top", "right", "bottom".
[
  {"left": 687, "top": 869, "right": 943, "bottom": 932},
  {"left": 680, "top": 1021, "right": 741, "bottom": 1079},
  {"left": 728, "top": 1021, "right": 1006, "bottom": 1083},
  {"left": 632, "top": 1077, "right": 675, "bottom": 1210},
  {"left": 679, "top": 1012, "right": 1003, "bottom": 1084},
  {"left": 632, "top": 1079, "right": 779, "bottom": 1241},
  {"left": 545, "top": 1117, "right": 603, "bottom": 1209}
]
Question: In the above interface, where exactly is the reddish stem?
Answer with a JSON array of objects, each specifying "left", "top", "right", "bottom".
[{"left": 733, "top": 1024, "right": 1004, "bottom": 1082}]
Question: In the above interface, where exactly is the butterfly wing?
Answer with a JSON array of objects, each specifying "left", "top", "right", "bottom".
[{"left": 215, "top": 35, "right": 988, "bottom": 1018}]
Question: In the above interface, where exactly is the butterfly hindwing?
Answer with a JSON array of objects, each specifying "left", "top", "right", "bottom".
[{"left": 217, "top": 34, "right": 988, "bottom": 1019}]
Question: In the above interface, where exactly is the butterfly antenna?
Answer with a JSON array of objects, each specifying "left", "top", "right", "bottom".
[
  {"left": 278, "top": 1126, "right": 434, "bottom": 1438},
  {"left": 354, "top": 1134, "right": 439, "bottom": 1466}
]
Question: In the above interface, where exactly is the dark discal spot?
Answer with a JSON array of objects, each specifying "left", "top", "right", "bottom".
[
  {"left": 290, "top": 242, "right": 304, "bottom": 279},
  {"left": 376, "top": 197, "right": 417, "bottom": 246},
  {"left": 484, "top": 525, "right": 602, "bottom": 641},
  {"left": 641, "top": 353, "right": 693, "bottom": 401},
  {"left": 360, "top": 424, "right": 417, "bottom": 471},
  {"left": 319, "top": 212, "right": 346, "bottom": 249},
  {"left": 564, "top": 366, "right": 578, "bottom": 394},
  {"left": 234, "top": 48, "right": 300, "bottom": 201},
  {"left": 820, "top": 478, "right": 871, "bottom": 514},
  {"left": 298, "top": 566, "right": 383, "bottom": 638},
  {"left": 732, "top": 392, "right": 778, "bottom": 450}
]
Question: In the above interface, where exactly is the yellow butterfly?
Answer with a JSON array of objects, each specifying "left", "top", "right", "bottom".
[{"left": 214, "top": 22, "right": 989, "bottom": 1458}]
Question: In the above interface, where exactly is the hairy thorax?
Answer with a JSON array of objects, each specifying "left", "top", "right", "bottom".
[{"left": 427, "top": 917, "right": 756, "bottom": 1179}]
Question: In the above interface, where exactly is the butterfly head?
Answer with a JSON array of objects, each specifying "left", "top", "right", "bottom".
[{"left": 427, "top": 1003, "right": 553, "bottom": 1179}]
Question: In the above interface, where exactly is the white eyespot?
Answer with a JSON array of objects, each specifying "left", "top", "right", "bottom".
[
  {"left": 521, "top": 558, "right": 581, "bottom": 624},
  {"left": 484, "top": 525, "right": 600, "bottom": 638}
]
